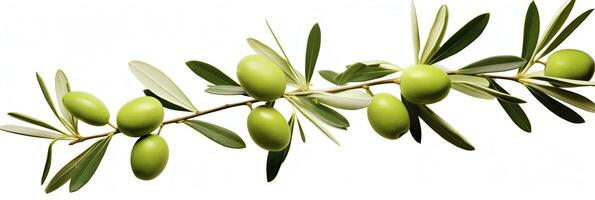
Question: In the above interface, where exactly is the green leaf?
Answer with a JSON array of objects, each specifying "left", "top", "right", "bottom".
[
  {"left": 70, "top": 136, "right": 112, "bottom": 192},
  {"left": 525, "top": 76, "right": 595, "bottom": 87},
  {"left": 55, "top": 70, "right": 77, "bottom": 132},
  {"left": 454, "top": 82, "right": 527, "bottom": 103},
  {"left": 521, "top": 1, "right": 540, "bottom": 62},
  {"left": 334, "top": 63, "right": 398, "bottom": 85},
  {"left": 488, "top": 79, "right": 531, "bottom": 132},
  {"left": 335, "top": 63, "right": 366, "bottom": 85},
  {"left": 420, "top": 5, "right": 449, "bottom": 64},
  {"left": 247, "top": 38, "right": 302, "bottom": 86},
  {"left": 541, "top": 9, "right": 594, "bottom": 57},
  {"left": 451, "top": 82, "right": 496, "bottom": 100},
  {"left": 428, "top": 13, "right": 490, "bottom": 64},
  {"left": 297, "top": 117, "right": 306, "bottom": 143},
  {"left": 307, "top": 90, "right": 371, "bottom": 110},
  {"left": 295, "top": 97, "right": 349, "bottom": 129},
  {"left": 7, "top": 112, "right": 64, "bottom": 133},
  {"left": 266, "top": 113, "right": 295, "bottom": 182},
  {"left": 449, "top": 74, "right": 490, "bottom": 87},
  {"left": 184, "top": 120, "right": 246, "bottom": 149},
  {"left": 534, "top": 0, "right": 575, "bottom": 54},
  {"left": 0, "top": 125, "right": 66, "bottom": 139},
  {"left": 204, "top": 85, "right": 247, "bottom": 96},
  {"left": 129, "top": 60, "right": 197, "bottom": 112},
  {"left": 143, "top": 89, "right": 191, "bottom": 112},
  {"left": 417, "top": 105, "right": 474, "bottom": 150},
  {"left": 529, "top": 84, "right": 595, "bottom": 112},
  {"left": 318, "top": 70, "right": 340, "bottom": 85},
  {"left": 36, "top": 73, "right": 69, "bottom": 129},
  {"left": 411, "top": 1, "right": 420, "bottom": 64},
  {"left": 457, "top": 55, "right": 526, "bottom": 74},
  {"left": 186, "top": 60, "right": 240, "bottom": 86},
  {"left": 526, "top": 84, "right": 584, "bottom": 123},
  {"left": 305, "top": 23, "right": 321, "bottom": 83},
  {"left": 288, "top": 97, "right": 339, "bottom": 145},
  {"left": 45, "top": 139, "right": 102, "bottom": 193},
  {"left": 402, "top": 96, "right": 421, "bottom": 144},
  {"left": 41, "top": 139, "right": 59, "bottom": 185}
]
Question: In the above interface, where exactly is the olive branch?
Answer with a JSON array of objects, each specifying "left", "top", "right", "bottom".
[{"left": 1, "top": 0, "right": 594, "bottom": 193}]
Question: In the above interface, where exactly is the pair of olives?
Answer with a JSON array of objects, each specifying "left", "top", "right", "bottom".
[
  {"left": 545, "top": 49, "right": 594, "bottom": 85},
  {"left": 62, "top": 92, "right": 168, "bottom": 180}
]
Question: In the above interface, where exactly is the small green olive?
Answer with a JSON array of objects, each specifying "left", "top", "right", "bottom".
[
  {"left": 400, "top": 64, "right": 451, "bottom": 104},
  {"left": 545, "top": 49, "right": 594, "bottom": 84},
  {"left": 247, "top": 106, "right": 290, "bottom": 151},
  {"left": 117, "top": 97, "right": 164, "bottom": 137},
  {"left": 237, "top": 55, "right": 287, "bottom": 101},
  {"left": 130, "top": 134, "right": 169, "bottom": 180},
  {"left": 367, "top": 93, "right": 410, "bottom": 139},
  {"left": 62, "top": 91, "right": 110, "bottom": 126}
]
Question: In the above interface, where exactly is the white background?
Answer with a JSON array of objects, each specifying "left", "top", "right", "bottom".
[{"left": 1, "top": 0, "right": 594, "bottom": 199}]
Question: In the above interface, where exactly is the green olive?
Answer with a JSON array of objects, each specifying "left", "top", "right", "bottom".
[
  {"left": 130, "top": 134, "right": 169, "bottom": 180},
  {"left": 117, "top": 97, "right": 164, "bottom": 137},
  {"left": 247, "top": 106, "right": 290, "bottom": 151},
  {"left": 62, "top": 91, "right": 110, "bottom": 126},
  {"left": 367, "top": 93, "right": 410, "bottom": 139},
  {"left": 237, "top": 55, "right": 287, "bottom": 101},
  {"left": 545, "top": 49, "right": 594, "bottom": 84},
  {"left": 400, "top": 64, "right": 451, "bottom": 104}
]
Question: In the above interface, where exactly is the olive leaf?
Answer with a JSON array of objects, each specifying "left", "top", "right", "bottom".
[
  {"left": 41, "top": 139, "right": 59, "bottom": 185},
  {"left": 266, "top": 112, "right": 295, "bottom": 182},
  {"left": 449, "top": 75, "right": 490, "bottom": 87},
  {"left": 70, "top": 135, "right": 113, "bottom": 192},
  {"left": 402, "top": 96, "right": 421, "bottom": 144},
  {"left": 488, "top": 79, "right": 531, "bottom": 132},
  {"left": 420, "top": 5, "right": 448, "bottom": 64},
  {"left": 143, "top": 89, "right": 191, "bottom": 112},
  {"left": 307, "top": 90, "right": 371, "bottom": 110},
  {"left": 186, "top": 60, "right": 240, "bottom": 86},
  {"left": 534, "top": 0, "right": 575, "bottom": 55},
  {"left": 265, "top": 21, "right": 307, "bottom": 86},
  {"left": 411, "top": 1, "right": 420, "bottom": 64},
  {"left": 247, "top": 38, "right": 302, "bottom": 87},
  {"left": 326, "top": 63, "right": 398, "bottom": 85},
  {"left": 457, "top": 56, "right": 526, "bottom": 75},
  {"left": 204, "top": 85, "right": 247, "bottom": 96},
  {"left": 450, "top": 75, "right": 495, "bottom": 100},
  {"left": 7, "top": 112, "right": 64, "bottom": 133},
  {"left": 526, "top": 84, "right": 584, "bottom": 124},
  {"left": 454, "top": 82, "right": 527, "bottom": 103},
  {"left": 294, "top": 97, "right": 349, "bottom": 129},
  {"left": 529, "top": 84, "right": 595, "bottom": 112},
  {"left": 541, "top": 9, "right": 594, "bottom": 57},
  {"left": 521, "top": 1, "right": 540, "bottom": 62},
  {"left": 417, "top": 105, "right": 474, "bottom": 151},
  {"left": 55, "top": 70, "right": 77, "bottom": 133},
  {"left": 296, "top": 117, "right": 306, "bottom": 143},
  {"left": 451, "top": 82, "right": 495, "bottom": 100},
  {"left": 525, "top": 76, "right": 595, "bottom": 87},
  {"left": 184, "top": 120, "right": 246, "bottom": 149},
  {"left": 318, "top": 70, "right": 340, "bottom": 85},
  {"left": 129, "top": 60, "right": 197, "bottom": 112},
  {"left": 45, "top": 139, "right": 103, "bottom": 193},
  {"left": 305, "top": 23, "right": 321, "bottom": 84},
  {"left": 0, "top": 125, "right": 66, "bottom": 140},
  {"left": 428, "top": 13, "right": 490, "bottom": 64},
  {"left": 36, "top": 73, "right": 73, "bottom": 134},
  {"left": 288, "top": 97, "right": 339, "bottom": 146}
]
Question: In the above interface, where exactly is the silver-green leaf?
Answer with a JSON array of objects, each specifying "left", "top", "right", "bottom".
[{"left": 184, "top": 120, "right": 246, "bottom": 149}]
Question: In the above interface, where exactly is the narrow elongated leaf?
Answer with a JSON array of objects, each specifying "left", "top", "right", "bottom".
[
  {"left": 45, "top": 140, "right": 102, "bottom": 193},
  {"left": 0, "top": 125, "right": 65, "bottom": 139},
  {"left": 295, "top": 97, "right": 349, "bottom": 129},
  {"left": 526, "top": 76, "right": 595, "bottom": 87},
  {"left": 451, "top": 82, "right": 496, "bottom": 100},
  {"left": 318, "top": 70, "right": 340, "bottom": 85},
  {"left": 205, "top": 85, "right": 247, "bottom": 96},
  {"left": 289, "top": 97, "right": 339, "bottom": 145},
  {"left": 411, "top": 1, "right": 420, "bottom": 64},
  {"left": 335, "top": 63, "right": 366, "bottom": 85},
  {"left": 417, "top": 105, "right": 474, "bottom": 150},
  {"left": 265, "top": 21, "right": 307, "bottom": 87},
  {"left": 541, "top": 9, "right": 594, "bottom": 57},
  {"left": 184, "top": 120, "right": 246, "bottom": 149},
  {"left": 449, "top": 75, "right": 490, "bottom": 87},
  {"left": 41, "top": 139, "right": 59, "bottom": 184},
  {"left": 488, "top": 79, "right": 531, "bottom": 132},
  {"left": 308, "top": 90, "right": 371, "bottom": 110},
  {"left": 535, "top": 0, "right": 575, "bottom": 54},
  {"left": 8, "top": 112, "right": 63, "bottom": 133},
  {"left": 530, "top": 84, "right": 595, "bottom": 112},
  {"left": 266, "top": 113, "right": 295, "bottom": 182},
  {"left": 420, "top": 5, "right": 449, "bottom": 64},
  {"left": 305, "top": 23, "right": 321, "bottom": 83},
  {"left": 36, "top": 73, "right": 67, "bottom": 127},
  {"left": 143, "top": 90, "right": 190, "bottom": 112},
  {"left": 334, "top": 63, "right": 398, "bottom": 85},
  {"left": 402, "top": 97, "right": 421, "bottom": 143},
  {"left": 428, "top": 13, "right": 490, "bottom": 64},
  {"left": 296, "top": 117, "right": 306, "bottom": 143},
  {"left": 521, "top": 1, "right": 540, "bottom": 62},
  {"left": 55, "top": 70, "right": 77, "bottom": 132},
  {"left": 186, "top": 60, "right": 239, "bottom": 86},
  {"left": 455, "top": 82, "right": 526, "bottom": 103},
  {"left": 457, "top": 56, "right": 526, "bottom": 74},
  {"left": 247, "top": 38, "right": 301, "bottom": 86},
  {"left": 70, "top": 136, "right": 112, "bottom": 192},
  {"left": 526, "top": 85, "right": 584, "bottom": 123},
  {"left": 129, "top": 61, "right": 197, "bottom": 112}
]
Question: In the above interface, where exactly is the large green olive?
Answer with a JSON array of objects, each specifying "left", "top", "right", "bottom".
[
  {"left": 367, "top": 93, "right": 410, "bottom": 139},
  {"left": 130, "top": 134, "right": 169, "bottom": 180},
  {"left": 62, "top": 91, "right": 110, "bottom": 126},
  {"left": 237, "top": 55, "right": 287, "bottom": 101},
  {"left": 545, "top": 49, "right": 594, "bottom": 83},
  {"left": 117, "top": 97, "right": 164, "bottom": 137},
  {"left": 400, "top": 64, "right": 451, "bottom": 104},
  {"left": 246, "top": 106, "right": 290, "bottom": 151}
]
